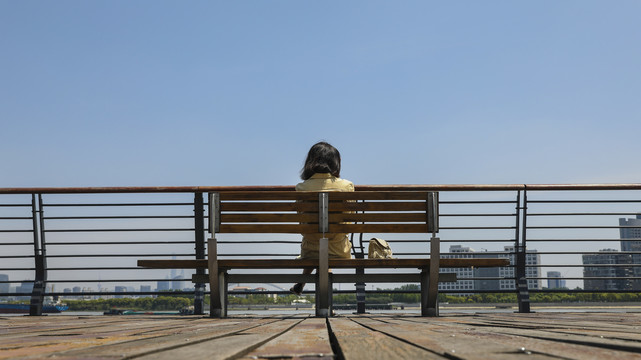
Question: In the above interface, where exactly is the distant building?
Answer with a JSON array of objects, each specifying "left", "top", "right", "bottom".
[
  {"left": 16, "top": 282, "right": 34, "bottom": 294},
  {"left": 440, "top": 245, "right": 476, "bottom": 293},
  {"left": 583, "top": 249, "right": 633, "bottom": 291},
  {"left": 619, "top": 214, "right": 641, "bottom": 290},
  {"left": 619, "top": 214, "right": 641, "bottom": 251},
  {"left": 171, "top": 275, "right": 185, "bottom": 291},
  {"left": 498, "top": 246, "right": 541, "bottom": 291},
  {"left": 0, "top": 274, "right": 9, "bottom": 294},
  {"left": 157, "top": 277, "right": 171, "bottom": 292},
  {"left": 547, "top": 271, "right": 566, "bottom": 289},
  {"left": 115, "top": 286, "right": 127, "bottom": 298},
  {"left": 440, "top": 245, "right": 541, "bottom": 293},
  {"left": 581, "top": 215, "right": 641, "bottom": 291}
]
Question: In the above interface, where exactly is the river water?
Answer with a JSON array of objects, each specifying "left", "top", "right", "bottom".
[{"left": 2, "top": 307, "right": 638, "bottom": 317}]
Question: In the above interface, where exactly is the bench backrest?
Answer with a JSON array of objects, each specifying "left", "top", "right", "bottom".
[{"left": 208, "top": 191, "right": 439, "bottom": 236}]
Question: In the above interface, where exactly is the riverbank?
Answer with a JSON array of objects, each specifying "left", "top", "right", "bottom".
[{"left": 440, "top": 301, "right": 641, "bottom": 311}]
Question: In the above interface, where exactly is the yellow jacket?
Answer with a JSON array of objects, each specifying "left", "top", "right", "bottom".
[{"left": 295, "top": 173, "right": 354, "bottom": 259}]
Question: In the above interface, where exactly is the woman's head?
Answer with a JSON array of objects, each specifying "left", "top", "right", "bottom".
[{"left": 301, "top": 141, "right": 341, "bottom": 180}]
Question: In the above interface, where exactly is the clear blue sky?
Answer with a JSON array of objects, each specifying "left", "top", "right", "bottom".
[{"left": 2, "top": 1, "right": 640, "bottom": 188}]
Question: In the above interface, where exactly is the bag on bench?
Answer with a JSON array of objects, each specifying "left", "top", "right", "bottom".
[{"left": 368, "top": 238, "right": 393, "bottom": 259}]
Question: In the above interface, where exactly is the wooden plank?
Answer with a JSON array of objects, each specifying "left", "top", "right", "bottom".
[
  {"left": 221, "top": 202, "right": 316, "bottom": 212},
  {"left": 240, "top": 318, "right": 333, "bottom": 359},
  {"left": 52, "top": 317, "right": 286, "bottom": 359},
  {"left": 220, "top": 191, "right": 317, "bottom": 200},
  {"left": 329, "top": 212, "right": 426, "bottom": 223},
  {"left": 328, "top": 191, "right": 430, "bottom": 200},
  {"left": 329, "top": 317, "right": 446, "bottom": 359},
  {"left": 332, "top": 272, "right": 457, "bottom": 283},
  {"left": 192, "top": 272, "right": 457, "bottom": 284},
  {"left": 351, "top": 316, "right": 560, "bottom": 360},
  {"left": 219, "top": 223, "right": 317, "bottom": 233},
  {"left": 445, "top": 314, "right": 641, "bottom": 353},
  {"left": 219, "top": 191, "right": 432, "bottom": 201},
  {"left": 330, "top": 223, "right": 429, "bottom": 233},
  {"left": 221, "top": 213, "right": 317, "bottom": 223},
  {"left": 333, "top": 201, "right": 427, "bottom": 212},
  {"left": 0, "top": 316, "right": 207, "bottom": 359},
  {"left": 447, "top": 312, "right": 641, "bottom": 337},
  {"left": 133, "top": 318, "right": 304, "bottom": 360},
  {"left": 385, "top": 314, "right": 641, "bottom": 360}
]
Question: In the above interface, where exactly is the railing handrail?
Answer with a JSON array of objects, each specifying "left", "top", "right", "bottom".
[{"left": 2, "top": 183, "right": 641, "bottom": 194}]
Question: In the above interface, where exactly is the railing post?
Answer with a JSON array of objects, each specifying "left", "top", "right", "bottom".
[
  {"left": 29, "top": 194, "right": 48, "bottom": 316},
  {"left": 514, "top": 189, "right": 531, "bottom": 313},
  {"left": 354, "top": 249, "right": 367, "bottom": 314},
  {"left": 193, "top": 192, "right": 206, "bottom": 315}
]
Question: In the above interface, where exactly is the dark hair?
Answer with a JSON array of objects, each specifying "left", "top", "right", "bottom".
[{"left": 301, "top": 141, "right": 341, "bottom": 180}]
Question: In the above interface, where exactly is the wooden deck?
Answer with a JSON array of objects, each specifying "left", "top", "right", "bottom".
[{"left": 2, "top": 312, "right": 641, "bottom": 359}]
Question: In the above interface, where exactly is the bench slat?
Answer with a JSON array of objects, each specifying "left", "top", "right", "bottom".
[
  {"left": 325, "top": 191, "right": 430, "bottom": 200},
  {"left": 219, "top": 224, "right": 431, "bottom": 233},
  {"left": 218, "top": 191, "right": 431, "bottom": 201},
  {"left": 191, "top": 273, "right": 459, "bottom": 284},
  {"left": 329, "top": 224, "right": 429, "bottom": 233},
  {"left": 221, "top": 202, "right": 317, "bottom": 212},
  {"left": 219, "top": 224, "right": 318, "bottom": 233},
  {"left": 220, "top": 201, "right": 427, "bottom": 213},
  {"left": 333, "top": 202, "right": 427, "bottom": 212},
  {"left": 219, "top": 191, "right": 318, "bottom": 200},
  {"left": 329, "top": 213, "right": 426, "bottom": 223},
  {"left": 221, "top": 213, "right": 318, "bottom": 223},
  {"left": 220, "top": 213, "right": 426, "bottom": 223}
]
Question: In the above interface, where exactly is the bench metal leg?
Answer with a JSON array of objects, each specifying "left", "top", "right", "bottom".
[
  {"left": 316, "top": 237, "right": 330, "bottom": 317},
  {"left": 208, "top": 237, "right": 227, "bottom": 318},
  {"left": 210, "top": 271, "right": 227, "bottom": 318},
  {"left": 421, "top": 270, "right": 439, "bottom": 316},
  {"left": 423, "top": 235, "right": 440, "bottom": 317}
]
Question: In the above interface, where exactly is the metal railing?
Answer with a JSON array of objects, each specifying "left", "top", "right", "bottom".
[{"left": 2, "top": 184, "right": 641, "bottom": 315}]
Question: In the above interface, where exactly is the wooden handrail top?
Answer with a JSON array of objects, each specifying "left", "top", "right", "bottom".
[
  {"left": 138, "top": 258, "right": 510, "bottom": 270},
  {"left": 4, "top": 183, "right": 641, "bottom": 194}
]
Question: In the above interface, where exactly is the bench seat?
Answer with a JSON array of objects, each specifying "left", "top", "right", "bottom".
[{"left": 138, "top": 258, "right": 508, "bottom": 270}]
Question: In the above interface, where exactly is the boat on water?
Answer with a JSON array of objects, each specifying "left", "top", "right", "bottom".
[{"left": 0, "top": 303, "right": 69, "bottom": 314}]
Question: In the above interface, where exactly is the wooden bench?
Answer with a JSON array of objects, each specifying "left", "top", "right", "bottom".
[{"left": 139, "top": 190, "right": 509, "bottom": 317}]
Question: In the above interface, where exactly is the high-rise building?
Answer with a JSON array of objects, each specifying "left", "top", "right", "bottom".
[
  {"left": 0, "top": 274, "right": 9, "bottom": 294},
  {"left": 115, "top": 286, "right": 127, "bottom": 298},
  {"left": 547, "top": 271, "right": 566, "bottom": 289},
  {"left": 439, "top": 245, "right": 541, "bottom": 292},
  {"left": 16, "top": 282, "right": 34, "bottom": 294},
  {"left": 440, "top": 245, "right": 475, "bottom": 293},
  {"left": 619, "top": 214, "right": 641, "bottom": 290},
  {"left": 583, "top": 249, "right": 633, "bottom": 291},
  {"left": 172, "top": 270, "right": 185, "bottom": 291},
  {"left": 619, "top": 214, "right": 641, "bottom": 251},
  {"left": 157, "top": 277, "right": 171, "bottom": 292}
]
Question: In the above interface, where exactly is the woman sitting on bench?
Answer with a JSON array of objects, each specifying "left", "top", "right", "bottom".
[{"left": 290, "top": 141, "right": 354, "bottom": 295}]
